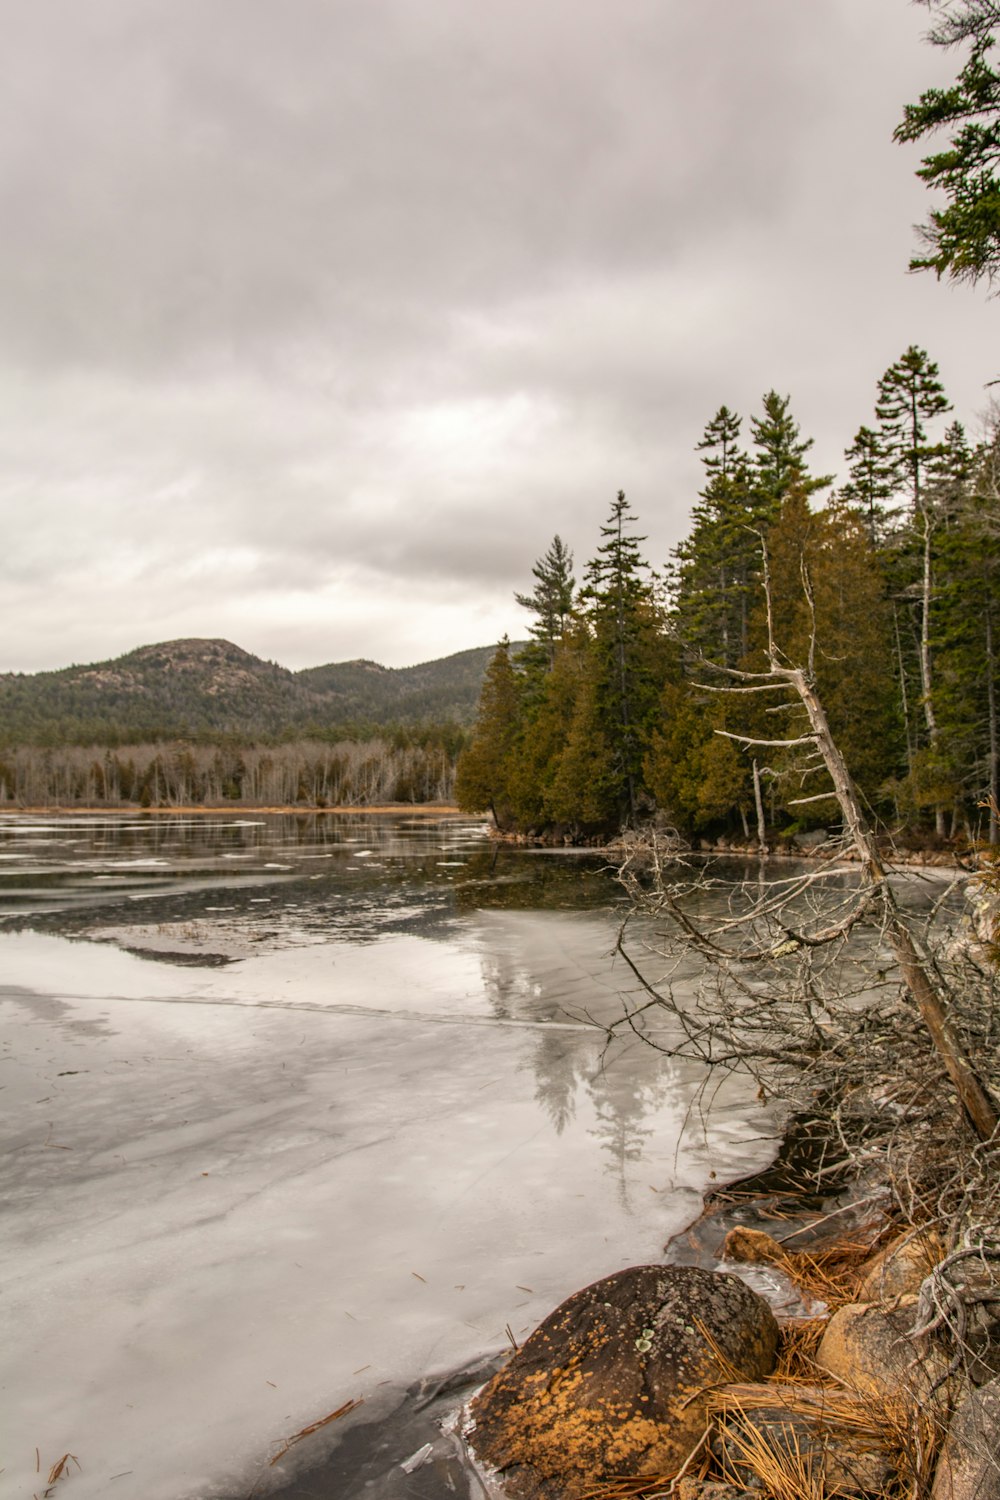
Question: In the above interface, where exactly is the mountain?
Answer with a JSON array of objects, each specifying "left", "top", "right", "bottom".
[{"left": 0, "top": 638, "right": 518, "bottom": 744}]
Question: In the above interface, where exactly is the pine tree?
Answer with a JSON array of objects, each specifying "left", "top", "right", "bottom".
[
  {"left": 454, "top": 639, "right": 522, "bottom": 829},
  {"left": 742, "top": 489, "right": 901, "bottom": 821},
  {"left": 929, "top": 421, "right": 1000, "bottom": 837},
  {"left": 895, "top": 1, "right": 1000, "bottom": 287},
  {"left": 504, "top": 625, "right": 590, "bottom": 829},
  {"left": 876, "top": 346, "right": 952, "bottom": 515},
  {"left": 750, "top": 391, "right": 831, "bottom": 512},
  {"left": 515, "top": 536, "right": 576, "bottom": 667},
  {"left": 696, "top": 404, "right": 743, "bottom": 481},
  {"left": 581, "top": 492, "right": 661, "bottom": 825},
  {"left": 876, "top": 347, "right": 953, "bottom": 832},
  {"left": 841, "top": 424, "right": 898, "bottom": 538},
  {"left": 671, "top": 409, "right": 760, "bottom": 668}
]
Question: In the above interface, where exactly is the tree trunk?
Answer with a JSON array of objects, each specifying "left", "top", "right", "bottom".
[
  {"left": 752, "top": 759, "right": 767, "bottom": 854},
  {"left": 793, "top": 665, "right": 998, "bottom": 1142},
  {"left": 917, "top": 509, "right": 947, "bottom": 837},
  {"left": 987, "top": 599, "right": 998, "bottom": 845}
]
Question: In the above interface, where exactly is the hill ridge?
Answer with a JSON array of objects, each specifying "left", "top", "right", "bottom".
[{"left": 0, "top": 637, "right": 522, "bottom": 744}]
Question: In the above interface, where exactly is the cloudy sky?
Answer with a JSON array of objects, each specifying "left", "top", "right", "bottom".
[{"left": 1, "top": 0, "right": 994, "bottom": 675}]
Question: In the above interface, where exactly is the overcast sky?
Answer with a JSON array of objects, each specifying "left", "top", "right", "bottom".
[{"left": 1, "top": 0, "right": 994, "bottom": 675}]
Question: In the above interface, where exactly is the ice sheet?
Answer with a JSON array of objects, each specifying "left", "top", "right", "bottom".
[{"left": 1, "top": 910, "right": 776, "bottom": 1500}]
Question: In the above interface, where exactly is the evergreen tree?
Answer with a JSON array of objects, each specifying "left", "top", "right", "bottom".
[
  {"left": 515, "top": 535, "right": 576, "bottom": 666},
  {"left": 581, "top": 492, "right": 661, "bottom": 825},
  {"left": 875, "top": 346, "right": 952, "bottom": 515},
  {"left": 841, "top": 424, "right": 898, "bottom": 537},
  {"left": 545, "top": 660, "right": 619, "bottom": 827},
  {"left": 671, "top": 409, "right": 760, "bottom": 668},
  {"left": 750, "top": 391, "right": 830, "bottom": 512},
  {"left": 875, "top": 348, "right": 953, "bottom": 831},
  {"left": 695, "top": 404, "right": 743, "bottom": 481},
  {"left": 504, "top": 625, "right": 590, "bottom": 829},
  {"left": 454, "top": 639, "right": 522, "bottom": 828},
  {"left": 928, "top": 421, "right": 1000, "bottom": 836},
  {"left": 895, "top": 1, "right": 1000, "bottom": 286}
]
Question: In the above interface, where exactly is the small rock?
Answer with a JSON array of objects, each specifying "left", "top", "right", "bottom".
[
  {"left": 931, "top": 1377, "right": 1000, "bottom": 1500},
  {"left": 721, "top": 1227, "right": 787, "bottom": 1266},
  {"left": 857, "top": 1227, "right": 946, "bottom": 1303},
  {"left": 467, "top": 1264, "right": 778, "bottom": 1500}
]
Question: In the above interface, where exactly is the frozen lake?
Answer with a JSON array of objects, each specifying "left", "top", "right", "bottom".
[{"left": 0, "top": 812, "right": 777, "bottom": 1499}]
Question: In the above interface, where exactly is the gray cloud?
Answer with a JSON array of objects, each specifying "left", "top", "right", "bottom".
[{"left": 0, "top": 0, "right": 995, "bottom": 672}]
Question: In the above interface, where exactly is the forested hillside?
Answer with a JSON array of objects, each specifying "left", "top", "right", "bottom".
[
  {"left": 458, "top": 349, "right": 1000, "bottom": 846},
  {"left": 0, "top": 639, "right": 505, "bottom": 745}
]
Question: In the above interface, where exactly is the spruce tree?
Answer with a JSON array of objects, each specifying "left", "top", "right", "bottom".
[
  {"left": 895, "top": 1, "right": 1000, "bottom": 287},
  {"left": 671, "top": 408, "right": 759, "bottom": 668},
  {"left": 580, "top": 492, "right": 660, "bottom": 825},
  {"left": 875, "top": 346, "right": 952, "bottom": 515},
  {"left": 928, "top": 422, "right": 1000, "bottom": 836},
  {"left": 750, "top": 392, "right": 830, "bottom": 512},
  {"left": 841, "top": 424, "right": 898, "bottom": 538},
  {"left": 515, "top": 535, "right": 576, "bottom": 666},
  {"left": 876, "top": 347, "right": 953, "bottom": 832},
  {"left": 454, "top": 639, "right": 522, "bottom": 829}
]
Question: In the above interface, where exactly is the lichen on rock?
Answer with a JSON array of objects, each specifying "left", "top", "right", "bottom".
[{"left": 467, "top": 1263, "right": 778, "bottom": 1500}]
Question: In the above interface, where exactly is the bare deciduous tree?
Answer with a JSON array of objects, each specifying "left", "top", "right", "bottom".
[{"left": 615, "top": 538, "right": 998, "bottom": 1145}]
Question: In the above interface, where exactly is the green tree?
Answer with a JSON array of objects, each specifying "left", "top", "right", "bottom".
[
  {"left": 876, "top": 345, "right": 952, "bottom": 515},
  {"left": 545, "top": 661, "right": 619, "bottom": 828},
  {"left": 515, "top": 535, "right": 576, "bottom": 667},
  {"left": 504, "top": 625, "right": 590, "bottom": 829},
  {"left": 895, "top": 1, "right": 1000, "bottom": 286},
  {"left": 930, "top": 419, "right": 1000, "bottom": 836},
  {"left": 875, "top": 348, "right": 954, "bottom": 830},
  {"left": 454, "top": 639, "right": 522, "bottom": 828},
  {"left": 670, "top": 408, "right": 761, "bottom": 668},
  {"left": 750, "top": 391, "right": 830, "bottom": 511},
  {"left": 841, "top": 424, "right": 898, "bottom": 538},
  {"left": 581, "top": 492, "right": 661, "bottom": 825}
]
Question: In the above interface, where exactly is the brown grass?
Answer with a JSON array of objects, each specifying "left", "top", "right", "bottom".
[
  {"left": 772, "top": 1318, "right": 828, "bottom": 1381},
  {"left": 778, "top": 1238, "right": 880, "bottom": 1306}
]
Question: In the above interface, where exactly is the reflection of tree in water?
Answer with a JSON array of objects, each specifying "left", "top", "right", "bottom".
[
  {"left": 532, "top": 1030, "right": 586, "bottom": 1135},
  {"left": 473, "top": 916, "right": 678, "bottom": 1162},
  {"left": 452, "top": 847, "right": 617, "bottom": 914},
  {"left": 586, "top": 1041, "right": 677, "bottom": 1209}
]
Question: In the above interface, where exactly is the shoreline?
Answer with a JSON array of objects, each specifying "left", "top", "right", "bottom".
[{"left": 0, "top": 802, "right": 468, "bottom": 818}]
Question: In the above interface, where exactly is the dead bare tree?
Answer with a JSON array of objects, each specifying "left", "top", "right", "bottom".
[{"left": 615, "top": 539, "right": 998, "bottom": 1146}]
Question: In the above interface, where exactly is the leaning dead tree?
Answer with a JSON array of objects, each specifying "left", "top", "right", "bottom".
[{"left": 617, "top": 543, "right": 998, "bottom": 1146}]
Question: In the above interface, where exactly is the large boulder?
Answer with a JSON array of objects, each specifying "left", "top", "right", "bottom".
[
  {"left": 932, "top": 1377, "right": 1000, "bottom": 1500},
  {"left": 467, "top": 1264, "right": 778, "bottom": 1500},
  {"left": 817, "top": 1302, "right": 957, "bottom": 1408}
]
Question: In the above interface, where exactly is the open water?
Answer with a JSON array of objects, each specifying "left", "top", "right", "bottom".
[{"left": 0, "top": 811, "right": 779, "bottom": 1499}]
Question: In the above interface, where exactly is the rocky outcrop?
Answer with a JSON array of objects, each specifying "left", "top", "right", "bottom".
[
  {"left": 467, "top": 1264, "right": 778, "bottom": 1500},
  {"left": 931, "top": 1377, "right": 1000, "bottom": 1500}
]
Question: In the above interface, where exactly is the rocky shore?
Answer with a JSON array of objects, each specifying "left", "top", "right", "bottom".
[
  {"left": 461, "top": 1136, "right": 1000, "bottom": 1500},
  {"left": 490, "top": 824, "right": 971, "bottom": 867}
]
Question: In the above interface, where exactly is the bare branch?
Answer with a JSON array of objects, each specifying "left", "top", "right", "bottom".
[{"left": 715, "top": 729, "right": 819, "bottom": 749}]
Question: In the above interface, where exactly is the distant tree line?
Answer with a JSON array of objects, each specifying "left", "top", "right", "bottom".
[
  {"left": 457, "top": 349, "right": 1000, "bottom": 845},
  {"left": 0, "top": 733, "right": 460, "bottom": 808}
]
